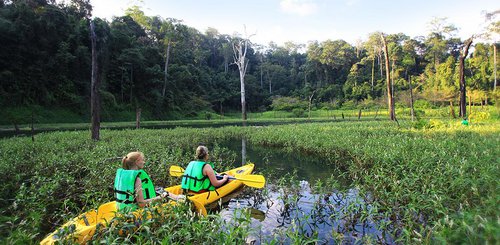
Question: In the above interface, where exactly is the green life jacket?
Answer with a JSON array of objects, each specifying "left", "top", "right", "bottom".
[
  {"left": 181, "top": 161, "right": 216, "bottom": 192},
  {"left": 114, "top": 169, "right": 157, "bottom": 211}
]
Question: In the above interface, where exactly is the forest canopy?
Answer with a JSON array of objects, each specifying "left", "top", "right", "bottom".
[{"left": 0, "top": 0, "right": 498, "bottom": 123}]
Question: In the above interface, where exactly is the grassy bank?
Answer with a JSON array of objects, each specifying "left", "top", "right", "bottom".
[
  {"left": 2, "top": 105, "right": 498, "bottom": 131},
  {"left": 0, "top": 119, "right": 498, "bottom": 243}
]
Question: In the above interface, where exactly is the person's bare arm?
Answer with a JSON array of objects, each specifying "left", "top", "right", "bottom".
[
  {"left": 135, "top": 177, "right": 162, "bottom": 207},
  {"left": 203, "top": 164, "right": 228, "bottom": 187}
]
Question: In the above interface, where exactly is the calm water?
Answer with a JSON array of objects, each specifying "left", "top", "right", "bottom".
[
  {"left": 211, "top": 139, "right": 391, "bottom": 244},
  {"left": 220, "top": 138, "right": 349, "bottom": 184}
]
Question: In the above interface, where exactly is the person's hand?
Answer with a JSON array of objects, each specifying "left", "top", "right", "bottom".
[
  {"left": 161, "top": 192, "right": 169, "bottom": 199},
  {"left": 175, "top": 194, "right": 186, "bottom": 202},
  {"left": 222, "top": 175, "right": 229, "bottom": 181}
]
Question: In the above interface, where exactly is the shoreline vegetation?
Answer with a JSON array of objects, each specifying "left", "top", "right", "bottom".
[
  {"left": 2, "top": 105, "right": 498, "bottom": 135},
  {"left": 1, "top": 118, "right": 498, "bottom": 243}
]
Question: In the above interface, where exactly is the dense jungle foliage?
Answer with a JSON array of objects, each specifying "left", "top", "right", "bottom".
[{"left": 1, "top": 0, "right": 499, "bottom": 125}]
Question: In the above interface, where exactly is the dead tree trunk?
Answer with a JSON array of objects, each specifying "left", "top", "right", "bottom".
[
  {"left": 308, "top": 90, "right": 316, "bottom": 119},
  {"left": 31, "top": 111, "right": 35, "bottom": 142},
  {"left": 90, "top": 20, "right": 101, "bottom": 141},
  {"left": 381, "top": 34, "right": 396, "bottom": 121},
  {"left": 391, "top": 57, "right": 395, "bottom": 101},
  {"left": 260, "top": 55, "right": 264, "bottom": 89},
  {"left": 267, "top": 70, "right": 272, "bottom": 94},
  {"left": 129, "top": 65, "right": 133, "bottom": 103},
  {"left": 233, "top": 40, "right": 248, "bottom": 121},
  {"left": 409, "top": 75, "right": 415, "bottom": 121},
  {"left": 494, "top": 44, "right": 497, "bottom": 91},
  {"left": 371, "top": 49, "right": 375, "bottom": 91},
  {"left": 136, "top": 108, "right": 141, "bottom": 129},
  {"left": 469, "top": 95, "right": 472, "bottom": 115},
  {"left": 232, "top": 29, "right": 254, "bottom": 122},
  {"left": 161, "top": 40, "right": 171, "bottom": 98},
  {"left": 378, "top": 53, "right": 383, "bottom": 78},
  {"left": 459, "top": 38, "right": 473, "bottom": 118},
  {"left": 449, "top": 101, "right": 456, "bottom": 118}
]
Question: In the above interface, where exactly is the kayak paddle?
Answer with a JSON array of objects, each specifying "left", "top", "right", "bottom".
[{"left": 169, "top": 165, "right": 266, "bottom": 188}]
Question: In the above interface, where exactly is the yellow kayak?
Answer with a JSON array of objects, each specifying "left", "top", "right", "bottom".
[
  {"left": 166, "top": 163, "right": 255, "bottom": 215},
  {"left": 40, "top": 163, "right": 255, "bottom": 245}
]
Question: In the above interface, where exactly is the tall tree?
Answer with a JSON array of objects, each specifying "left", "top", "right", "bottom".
[
  {"left": 381, "top": 33, "right": 396, "bottom": 121},
  {"left": 468, "top": 43, "right": 493, "bottom": 91},
  {"left": 459, "top": 38, "right": 473, "bottom": 117},
  {"left": 232, "top": 28, "right": 254, "bottom": 121},
  {"left": 160, "top": 20, "right": 180, "bottom": 98},
  {"left": 125, "top": 7, "right": 177, "bottom": 99},
  {"left": 221, "top": 41, "right": 232, "bottom": 73},
  {"left": 483, "top": 10, "right": 499, "bottom": 90},
  {"left": 495, "top": 44, "right": 498, "bottom": 91},
  {"left": 365, "top": 33, "right": 384, "bottom": 91},
  {"left": 90, "top": 20, "right": 100, "bottom": 140},
  {"left": 68, "top": 0, "right": 92, "bottom": 19},
  {"left": 425, "top": 17, "right": 458, "bottom": 72}
]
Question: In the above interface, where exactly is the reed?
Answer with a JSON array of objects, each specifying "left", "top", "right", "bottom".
[{"left": 0, "top": 119, "right": 498, "bottom": 243}]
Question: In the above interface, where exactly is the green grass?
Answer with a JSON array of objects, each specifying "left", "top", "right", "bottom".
[
  {"left": 2, "top": 102, "right": 498, "bottom": 129},
  {"left": 0, "top": 119, "right": 498, "bottom": 243},
  {"left": 2, "top": 105, "right": 497, "bottom": 133}
]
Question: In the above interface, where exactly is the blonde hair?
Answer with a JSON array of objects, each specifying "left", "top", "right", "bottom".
[
  {"left": 122, "top": 151, "right": 144, "bottom": 169},
  {"left": 196, "top": 146, "right": 208, "bottom": 160}
]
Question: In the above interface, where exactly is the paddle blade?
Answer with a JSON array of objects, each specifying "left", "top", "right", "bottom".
[
  {"left": 169, "top": 165, "right": 184, "bottom": 177},
  {"left": 233, "top": 174, "right": 266, "bottom": 189}
]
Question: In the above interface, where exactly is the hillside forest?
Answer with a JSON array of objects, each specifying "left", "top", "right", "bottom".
[{"left": 0, "top": 0, "right": 499, "bottom": 124}]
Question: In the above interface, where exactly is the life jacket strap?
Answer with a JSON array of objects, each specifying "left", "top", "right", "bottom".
[
  {"left": 115, "top": 187, "right": 136, "bottom": 204},
  {"left": 116, "top": 199, "right": 135, "bottom": 204},
  {"left": 182, "top": 174, "right": 208, "bottom": 189},
  {"left": 114, "top": 188, "right": 135, "bottom": 201}
]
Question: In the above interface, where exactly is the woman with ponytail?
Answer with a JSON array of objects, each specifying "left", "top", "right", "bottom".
[
  {"left": 114, "top": 151, "right": 183, "bottom": 211},
  {"left": 181, "top": 146, "right": 232, "bottom": 193}
]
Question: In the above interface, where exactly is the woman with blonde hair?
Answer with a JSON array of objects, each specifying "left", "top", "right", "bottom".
[{"left": 114, "top": 151, "right": 182, "bottom": 211}]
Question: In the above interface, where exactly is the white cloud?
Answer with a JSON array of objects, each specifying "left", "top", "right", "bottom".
[
  {"left": 280, "top": 0, "right": 318, "bottom": 17},
  {"left": 91, "top": 0, "right": 131, "bottom": 20}
]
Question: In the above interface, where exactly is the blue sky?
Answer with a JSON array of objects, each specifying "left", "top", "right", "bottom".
[{"left": 90, "top": 0, "right": 499, "bottom": 45}]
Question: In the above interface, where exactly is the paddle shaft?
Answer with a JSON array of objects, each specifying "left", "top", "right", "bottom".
[
  {"left": 169, "top": 165, "right": 265, "bottom": 188},
  {"left": 216, "top": 175, "right": 259, "bottom": 183}
]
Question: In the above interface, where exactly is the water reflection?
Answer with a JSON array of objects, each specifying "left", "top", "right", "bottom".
[
  {"left": 215, "top": 139, "right": 392, "bottom": 244},
  {"left": 221, "top": 138, "right": 349, "bottom": 185},
  {"left": 219, "top": 182, "right": 389, "bottom": 244},
  {"left": 241, "top": 137, "right": 246, "bottom": 166}
]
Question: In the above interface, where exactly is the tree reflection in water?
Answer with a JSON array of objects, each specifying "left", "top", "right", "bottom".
[{"left": 214, "top": 139, "right": 395, "bottom": 244}]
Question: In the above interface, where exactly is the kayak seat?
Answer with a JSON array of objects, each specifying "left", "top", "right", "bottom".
[{"left": 183, "top": 189, "right": 208, "bottom": 196}]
